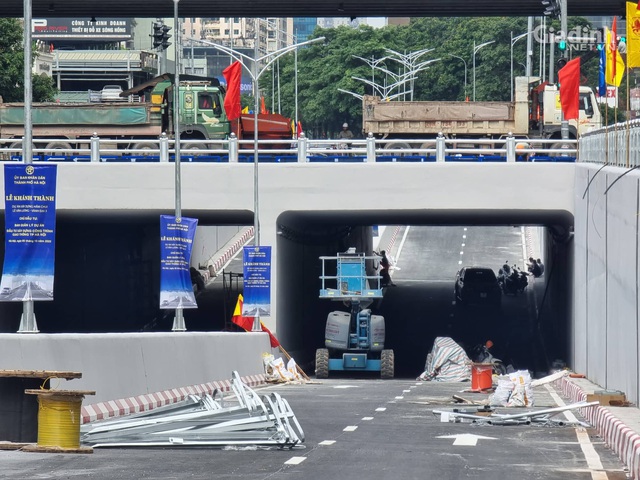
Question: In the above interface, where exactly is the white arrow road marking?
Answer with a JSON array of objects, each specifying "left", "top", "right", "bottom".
[
  {"left": 437, "top": 433, "right": 497, "bottom": 446},
  {"left": 285, "top": 457, "right": 307, "bottom": 465}
]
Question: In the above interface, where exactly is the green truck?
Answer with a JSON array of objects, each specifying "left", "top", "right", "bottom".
[{"left": 0, "top": 74, "right": 293, "bottom": 154}]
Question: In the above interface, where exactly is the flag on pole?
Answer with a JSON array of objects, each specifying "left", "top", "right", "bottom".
[
  {"left": 611, "top": 17, "right": 618, "bottom": 80},
  {"left": 222, "top": 61, "right": 242, "bottom": 120},
  {"left": 260, "top": 96, "right": 267, "bottom": 114},
  {"left": 598, "top": 45, "right": 606, "bottom": 97},
  {"left": 605, "top": 27, "right": 625, "bottom": 86},
  {"left": 297, "top": 121, "right": 303, "bottom": 137},
  {"left": 558, "top": 57, "right": 581, "bottom": 120},
  {"left": 627, "top": 2, "right": 640, "bottom": 68},
  {"left": 241, "top": 106, "right": 249, "bottom": 114},
  {"left": 231, "top": 294, "right": 254, "bottom": 331},
  {"left": 231, "top": 293, "right": 280, "bottom": 348}
]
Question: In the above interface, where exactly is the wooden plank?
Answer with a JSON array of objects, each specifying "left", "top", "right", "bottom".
[
  {"left": 0, "top": 370, "right": 81, "bottom": 379},
  {"left": 21, "top": 444, "right": 93, "bottom": 454},
  {"left": 24, "top": 389, "right": 95, "bottom": 397}
]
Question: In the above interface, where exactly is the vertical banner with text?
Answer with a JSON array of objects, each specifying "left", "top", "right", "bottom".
[
  {"left": 159, "top": 215, "right": 198, "bottom": 309},
  {"left": 1, "top": 164, "right": 57, "bottom": 301},
  {"left": 242, "top": 246, "right": 272, "bottom": 317}
]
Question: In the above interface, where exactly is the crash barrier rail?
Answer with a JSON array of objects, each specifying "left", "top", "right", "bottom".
[
  {"left": 80, "top": 371, "right": 304, "bottom": 448},
  {"left": 579, "top": 119, "right": 640, "bottom": 167},
  {"left": 0, "top": 134, "right": 578, "bottom": 164}
]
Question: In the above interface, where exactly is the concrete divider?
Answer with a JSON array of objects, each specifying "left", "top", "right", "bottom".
[{"left": 0, "top": 331, "right": 271, "bottom": 420}]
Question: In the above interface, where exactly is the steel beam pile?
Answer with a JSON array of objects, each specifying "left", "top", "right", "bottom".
[{"left": 80, "top": 371, "right": 304, "bottom": 448}]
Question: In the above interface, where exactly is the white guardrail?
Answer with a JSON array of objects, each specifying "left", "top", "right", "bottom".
[
  {"left": 0, "top": 133, "right": 579, "bottom": 164},
  {"left": 579, "top": 119, "right": 640, "bottom": 167}
]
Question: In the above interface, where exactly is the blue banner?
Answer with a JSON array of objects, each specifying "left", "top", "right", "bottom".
[
  {"left": 159, "top": 215, "right": 198, "bottom": 309},
  {"left": 1, "top": 164, "right": 57, "bottom": 301},
  {"left": 242, "top": 246, "right": 271, "bottom": 317}
]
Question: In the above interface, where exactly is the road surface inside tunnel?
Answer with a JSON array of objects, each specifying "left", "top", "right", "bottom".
[{"left": 182, "top": 225, "right": 558, "bottom": 380}]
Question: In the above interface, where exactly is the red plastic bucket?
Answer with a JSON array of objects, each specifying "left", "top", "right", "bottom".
[{"left": 471, "top": 363, "right": 493, "bottom": 390}]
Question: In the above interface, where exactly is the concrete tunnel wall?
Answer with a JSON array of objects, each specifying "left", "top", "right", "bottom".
[
  {"left": 573, "top": 163, "right": 640, "bottom": 404},
  {"left": 0, "top": 162, "right": 577, "bottom": 403}
]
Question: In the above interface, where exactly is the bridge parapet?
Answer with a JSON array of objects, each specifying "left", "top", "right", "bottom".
[{"left": 579, "top": 120, "right": 640, "bottom": 166}]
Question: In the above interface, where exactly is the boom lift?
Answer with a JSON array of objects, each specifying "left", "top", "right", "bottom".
[{"left": 316, "top": 249, "right": 394, "bottom": 379}]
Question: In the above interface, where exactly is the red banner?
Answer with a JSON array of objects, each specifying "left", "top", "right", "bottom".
[{"left": 222, "top": 61, "right": 242, "bottom": 121}]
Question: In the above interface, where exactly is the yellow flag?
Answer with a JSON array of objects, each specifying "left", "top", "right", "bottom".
[
  {"left": 241, "top": 106, "right": 249, "bottom": 114},
  {"left": 605, "top": 27, "right": 625, "bottom": 86},
  {"left": 627, "top": 2, "right": 640, "bottom": 68}
]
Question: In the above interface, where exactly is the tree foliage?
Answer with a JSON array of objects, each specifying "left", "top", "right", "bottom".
[
  {"left": 263, "top": 16, "right": 600, "bottom": 138},
  {"left": 0, "top": 18, "right": 57, "bottom": 102}
]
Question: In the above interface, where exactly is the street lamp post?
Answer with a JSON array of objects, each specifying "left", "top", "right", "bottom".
[
  {"left": 472, "top": 40, "right": 495, "bottom": 102},
  {"left": 171, "top": 0, "right": 185, "bottom": 332},
  {"left": 510, "top": 31, "right": 529, "bottom": 102},
  {"left": 447, "top": 54, "right": 468, "bottom": 101}
]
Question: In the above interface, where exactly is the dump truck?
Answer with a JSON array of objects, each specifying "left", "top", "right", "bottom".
[
  {"left": 0, "top": 73, "right": 293, "bottom": 153},
  {"left": 362, "top": 76, "right": 602, "bottom": 150}
]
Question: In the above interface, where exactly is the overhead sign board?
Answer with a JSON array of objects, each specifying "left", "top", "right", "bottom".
[{"left": 32, "top": 18, "right": 132, "bottom": 40}]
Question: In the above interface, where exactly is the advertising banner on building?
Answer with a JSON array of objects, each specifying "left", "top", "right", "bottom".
[
  {"left": 1, "top": 164, "right": 57, "bottom": 301},
  {"left": 32, "top": 18, "right": 132, "bottom": 40},
  {"left": 159, "top": 215, "right": 198, "bottom": 309},
  {"left": 242, "top": 246, "right": 271, "bottom": 317}
]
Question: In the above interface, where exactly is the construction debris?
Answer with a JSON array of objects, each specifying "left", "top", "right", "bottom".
[
  {"left": 80, "top": 371, "right": 304, "bottom": 448},
  {"left": 433, "top": 400, "right": 599, "bottom": 426}
]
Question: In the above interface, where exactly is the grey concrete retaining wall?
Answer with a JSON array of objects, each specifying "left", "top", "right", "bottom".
[
  {"left": 0, "top": 332, "right": 271, "bottom": 404},
  {"left": 574, "top": 163, "right": 640, "bottom": 404}
]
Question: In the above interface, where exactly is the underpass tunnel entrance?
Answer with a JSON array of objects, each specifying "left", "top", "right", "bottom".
[
  {"left": 276, "top": 209, "right": 574, "bottom": 379},
  {"left": 0, "top": 210, "right": 253, "bottom": 333}
]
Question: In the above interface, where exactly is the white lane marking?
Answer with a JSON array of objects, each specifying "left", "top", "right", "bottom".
[
  {"left": 463, "top": 227, "right": 467, "bottom": 231},
  {"left": 544, "top": 385, "right": 607, "bottom": 479},
  {"left": 343, "top": 426, "right": 358, "bottom": 432},
  {"left": 459, "top": 251, "right": 464, "bottom": 255},
  {"left": 461, "top": 243, "right": 465, "bottom": 247},
  {"left": 333, "top": 385, "right": 359, "bottom": 389},
  {"left": 463, "top": 234, "right": 467, "bottom": 239},
  {"left": 394, "top": 226, "right": 410, "bottom": 267},
  {"left": 285, "top": 456, "right": 307, "bottom": 465},
  {"left": 395, "top": 396, "right": 404, "bottom": 400},
  {"left": 458, "top": 260, "right": 462, "bottom": 264},
  {"left": 376, "top": 407, "right": 387, "bottom": 411},
  {"left": 362, "top": 417, "right": 374, "bottom": 421},
  {"left": 403, "top": 390, "right": 411, "bottom": 393},
  {"left": 319, "top": 440, "right": 336, "bottom": 446},
  {"left": 436, "top": 433, "right": 497, "bottom": 446}
]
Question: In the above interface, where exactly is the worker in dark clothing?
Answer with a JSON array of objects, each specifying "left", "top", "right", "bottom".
[{"left": 378, "top": 250, "right": 396, "bottom": 287}]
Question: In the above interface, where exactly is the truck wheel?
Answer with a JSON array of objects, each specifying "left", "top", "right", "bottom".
[
  {"left": 315, "top": 348, "right": 329, "bottom": 379},
  {"left": 44, "top": 142, "right": 73, "bottom": 157},
  {"left": 381, "top": 349, "right": 395, "bottom": 379},
  {"left": 182, "top": 142, "right": 207, "bottom": 154},
  {"left": 383, "top": 142, "right": 412, "bottom": 157},
  {"left": 132, "top": 142, "right": 158, "bottom": 155}
]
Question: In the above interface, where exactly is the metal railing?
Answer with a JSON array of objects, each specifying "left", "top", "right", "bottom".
[
  {"left": 579, "top": 120, "right": 640, "bottom": 167},
  {"left": 0, "top": 133, "right": 579, "bottom": 164}
]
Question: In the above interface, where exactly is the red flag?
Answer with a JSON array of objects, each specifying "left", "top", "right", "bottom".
[
  {"left": 296, "top": 121, "right": 303, "bottom": 137},
  {"left": 260, "top": 322, "right": 280, "bottom": 348},
  {"left": 231, "top": 294, "right": 280, "bottom": 348},
  {"left": 231, "top": 294, "right": 254, "bottom": 331},
  {"left": 260, "top": 96, "right": 267, "bottom": 114},
  {"left": 558, "top": 58, "right": 581, "bottom": 121},
  {"left": 611, "top": 17, "right": 618, "bottom": 79},
  {"left": 222, "top": 61, "right": 242, "bottom": 121}
]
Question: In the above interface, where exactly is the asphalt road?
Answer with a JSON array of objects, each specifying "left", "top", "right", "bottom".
[{"left": 1, "top": 378, "right": 627, "bottom": 480}]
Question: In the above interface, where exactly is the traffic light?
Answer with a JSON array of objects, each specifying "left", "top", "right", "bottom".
[
  {"left": 161, "top": 25, "right": 172, "bottom": 50},
  {"left": 557, "top": 58, "right": 568, "bottom": 70},
  {"left": 558, "top": 39, "right": 567, "bottom": 51},
  {"left": 542, "top": 0, "right": 560, "bottom": 18},
  {"left": 152, "top": 22, "right": 164, "bottom": 49}
]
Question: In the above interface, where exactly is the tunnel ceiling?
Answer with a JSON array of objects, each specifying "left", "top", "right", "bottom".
[{"left": 4, "top": 0, "right": 628, "bottom": 19}]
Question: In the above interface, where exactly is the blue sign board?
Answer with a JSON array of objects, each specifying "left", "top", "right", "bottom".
[
  {"left": 242, "top": 246, "right": 271, "bottom": 317},
  {"left": 1, "top": 164, "right": 57, "bottom": 301},
  {"left": 159, "top": 215, "right": 198, "bottom": 309}
]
